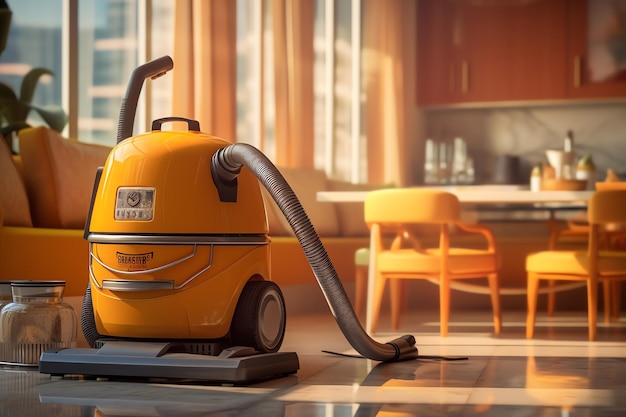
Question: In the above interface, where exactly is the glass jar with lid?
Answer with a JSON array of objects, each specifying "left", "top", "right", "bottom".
[{"left": 0, "top": 280, "right": 77, "bottom": 365}]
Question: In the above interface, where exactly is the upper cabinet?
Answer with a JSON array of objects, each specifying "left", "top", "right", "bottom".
[
  {"left": 417, "top": 0, "right": 626, "bottom": 106},
  {"left": 416, "top": 0, "right": 456, "bottom": 106},
  {"left": 567, "top": 0, "right": 626, "bottom": 99}
]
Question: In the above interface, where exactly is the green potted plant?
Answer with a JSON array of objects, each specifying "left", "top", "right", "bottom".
[{"left": 0, "top": 0, "right": 67, "bottom": 152}]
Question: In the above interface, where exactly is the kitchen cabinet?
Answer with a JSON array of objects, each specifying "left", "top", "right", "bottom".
[
  {"left": 416, "top": 0, "right": 455, "bottom": 105},
  {"left": 567, "top": 0, "right": 626, "bottom": 99},
  {"left": 453, "top": 0, "right": 567, "bottom": 103},
  {"left": 417, "top": 0, "right": 626, "bottom": 106}
]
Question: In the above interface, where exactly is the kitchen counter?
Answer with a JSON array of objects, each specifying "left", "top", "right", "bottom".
[{"left": 318, "top": 186, "right": 591, "bottom": 222}]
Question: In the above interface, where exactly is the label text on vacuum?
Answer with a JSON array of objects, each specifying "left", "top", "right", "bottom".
[
  {"left": 117, "top": 252, "right": 153, "bottom": 269},
  {"left": 115, "top": 187, "right": 155, "bottom": 221}
]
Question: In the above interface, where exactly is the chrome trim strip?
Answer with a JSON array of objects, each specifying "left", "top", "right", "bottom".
[
  {"left": 87, "top": 233, "right": 269, "bottom": 245},
  {"left": 102, "top": 280, "right": 174, "bottom": 291}
]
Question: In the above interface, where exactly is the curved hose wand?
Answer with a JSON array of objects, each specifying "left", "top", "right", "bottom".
[
  {"left": 117, "top": 55, "right": 174, "bottom": 143},
  {"left": 212, "top": 143, "right": 419, "bottom": 362}
]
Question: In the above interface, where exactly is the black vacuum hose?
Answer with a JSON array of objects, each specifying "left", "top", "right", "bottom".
[{"left": 211, "top": 143, "right": 418, "bottom": 362}]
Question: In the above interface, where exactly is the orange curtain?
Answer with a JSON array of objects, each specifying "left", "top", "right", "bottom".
[
  {"left": 171, "top": 0, "right": 411, "bottom": 181},
  {"left": 172, "top": 0, "right": 236, "bottom": 141},
  {"left": 271, "top": 0, "right": 315, "bottom": 168},
  {"left": 363, "top": 0, "right": 410, "bottom": 186}
]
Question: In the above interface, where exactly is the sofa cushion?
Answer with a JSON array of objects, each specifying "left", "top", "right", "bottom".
[
  {"left": 264, "top": 167, "right": 340, "bottom": 237},
  {"left": 18, "top": 127, "right": 112, "bottom": 229},
  {"left": 0, "top": 138, "right": 33, "bottom": 227}
]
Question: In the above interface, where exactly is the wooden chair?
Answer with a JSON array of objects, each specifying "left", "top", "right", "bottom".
[
  {"left": 526, "top": 190, "right": 626, "bottom": 341},
  {"left": 364, "top": 188, "right": 501, "bottom": 336},
  {"left": 545, "top": 215, "right": 589, "bottom": 317},
  {"left": 354, "top": 247, "right": 369, "bottom": 315}
]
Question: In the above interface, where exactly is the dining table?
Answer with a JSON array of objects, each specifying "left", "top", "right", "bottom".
[
  {"left": 316, "top": 185, "right": 594, "bottom": 333},
  {"left": 317, "top": 185, "right": 593, "bottom": 205}
]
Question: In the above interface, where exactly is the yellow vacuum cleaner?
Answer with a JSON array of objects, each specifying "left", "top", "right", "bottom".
[{"left": 39, "top": 56, "right": 417, "bottom": 384}]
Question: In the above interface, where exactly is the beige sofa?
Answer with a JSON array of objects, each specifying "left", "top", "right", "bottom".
[
  {"left": 0, "top": 127, "right": 111, "bottom": 297},
  {"left": 1, "top": 131, "right": 373, "bottom": 298}
]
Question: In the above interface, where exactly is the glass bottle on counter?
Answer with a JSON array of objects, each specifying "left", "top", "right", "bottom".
[
  {"left": 0, "top": 281, "right": 77, "bottom": 365},
  {"left": 423, "top": 138, "right": 439, "bottom": 184},
  {"left": 530, "top": 162, "right": 542, "bottom": 191}
]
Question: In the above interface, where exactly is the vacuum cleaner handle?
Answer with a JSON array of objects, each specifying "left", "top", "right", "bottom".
[
  {"left": 117, "top": 55, "right": 174, "bottom": 143},
  {"left": 151, "top": 117, "right": 200, "bottom": 132}
]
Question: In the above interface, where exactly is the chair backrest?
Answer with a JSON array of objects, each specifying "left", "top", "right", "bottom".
[
  {"left": 364, "top": 188, "right": 461, "bottom": 225},
  {"left": 588, "top": 190, "right": 626, "bottom": 226}
]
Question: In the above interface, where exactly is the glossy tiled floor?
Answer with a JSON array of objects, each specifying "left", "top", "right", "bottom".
[{"left": 2, "top": 308, "right": 625, "bottom": 416}]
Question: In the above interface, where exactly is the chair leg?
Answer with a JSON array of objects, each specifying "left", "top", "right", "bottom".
[
  {"left": 587, "top": 279, "right": 598, "bottom": 341},
  {"left": 354, "top": 265, "right": 367, "bottom": 315},
  {"left": 368, "top": 271, "right": 387, "bottom": 334},
  {"left": 439, "top": 278, "right": 451, "bottom": 337},
  {"left": 390, "top": 279, "right": 403, "bottom": 330},
  {"left": 526, "top": 273, "right": 539, "bottom": 339},
  {"left": 602, "top": 279, "right": 611, "bottom": 324},
  {"left": 487, "top": 273, "right": 502, "bottom": 334},
  {"left": 547, "top": 279, "right": 556, "bottom": 317}
]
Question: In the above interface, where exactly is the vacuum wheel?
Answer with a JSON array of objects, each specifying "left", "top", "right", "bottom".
[{"left": 230, "top": 280, "right": 286, "bottom": 353}]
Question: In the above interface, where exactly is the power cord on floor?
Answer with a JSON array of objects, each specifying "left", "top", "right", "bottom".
[{"left": 321, "top": 350, "right": 468, "bottom": 361}]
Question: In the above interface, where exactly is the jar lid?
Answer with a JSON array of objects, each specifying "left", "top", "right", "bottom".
[
  {"left": 11, "top": 281, "right": 66, "bottom": 300},
  {"left": 10, "top": 280, "right": 66, "bottom": 288},
  {"left": 2, "top": 280, "right": 36, "bottom": 297}
]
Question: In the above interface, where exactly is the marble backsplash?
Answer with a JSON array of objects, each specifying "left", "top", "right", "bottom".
[{"left": 418, "top": 101, "right": 626, "bottom": 185}]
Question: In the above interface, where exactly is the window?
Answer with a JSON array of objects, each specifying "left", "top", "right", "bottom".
[
  {"left": 236, "top": 0, "right": 365, "bottom": 182},
  {"left": 0, "top": 0, "right": 173, "bottom": 148},
  {"left": 2, "top": 0, "right": 366, "bottom": 182},
  {"left": 0, "top": 0, "right": 63, "bottom": 151}
]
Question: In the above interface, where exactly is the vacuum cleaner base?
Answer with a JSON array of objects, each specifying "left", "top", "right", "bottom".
[{"left": 39, "top": 341, "right": 299, "bottom": 384}]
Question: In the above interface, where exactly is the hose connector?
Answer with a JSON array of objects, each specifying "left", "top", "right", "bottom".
[{"left": 385, "top": 335, "right": 418, "bottom": 362}]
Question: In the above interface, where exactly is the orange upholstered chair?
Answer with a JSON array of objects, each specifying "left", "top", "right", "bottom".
[
  {"left": 526, "top": 190, "right": 626, "bottom": 341},
  {"left": 364, "top": 188, "right": 501, "bottom": 336}
]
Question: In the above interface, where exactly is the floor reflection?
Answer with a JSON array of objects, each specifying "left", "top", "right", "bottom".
[{"left": 1, "top": 310, "right": 624, "bottom": 417}]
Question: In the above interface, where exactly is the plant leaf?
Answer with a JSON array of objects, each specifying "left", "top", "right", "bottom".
[
  {"left": 28, "top": 103, "right": 67, "bottom": 132},
  {"left": 0, "top": 82, "right": 17, "bottom": 101},
  {"left": 0, "top": 83, "right": 29, "bottom": 124},
  {"left": 20, "top": 67, "right": 53, "bottom": 103}
]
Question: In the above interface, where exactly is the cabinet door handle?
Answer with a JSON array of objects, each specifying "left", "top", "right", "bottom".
[
  {"left": 574, "top": 55, "right": 582, "bottom": 88},
  {"left": 461, "top": 61, "right": 469, "bottom": 93},
  {"left": 449, "top": 64, "right": 455, "bottom": 94}
]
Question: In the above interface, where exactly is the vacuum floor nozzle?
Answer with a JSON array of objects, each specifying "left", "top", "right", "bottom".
[{"left": 39, "top": 341, "right": 299, "bottom": 384}]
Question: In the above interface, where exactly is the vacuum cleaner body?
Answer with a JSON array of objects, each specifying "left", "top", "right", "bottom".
[
  {"left": 87, "top": 118, "right": 272, "bottom": 342},
  {"left": 39, "top": 55, "right": 416, "bottom": 384}
]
